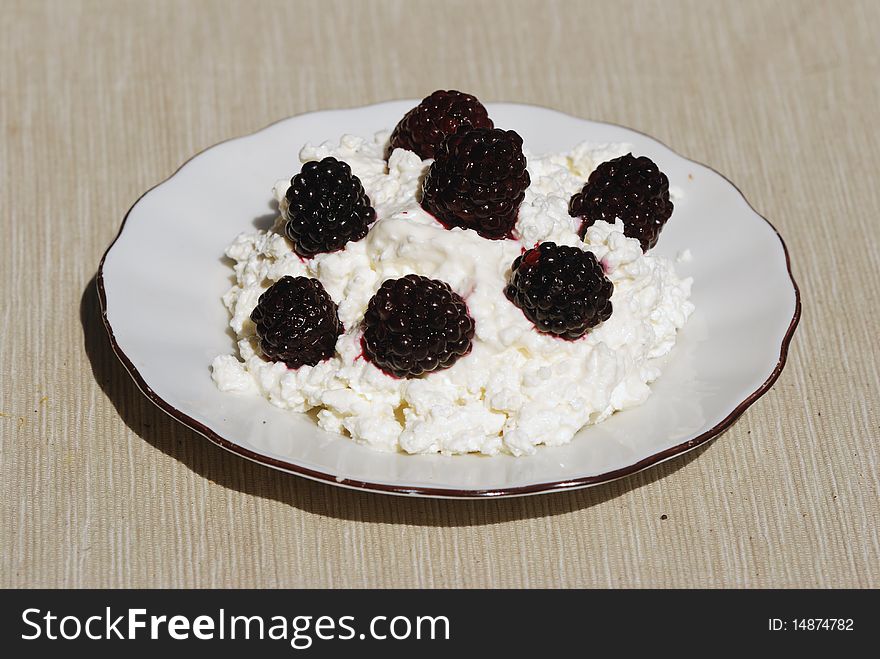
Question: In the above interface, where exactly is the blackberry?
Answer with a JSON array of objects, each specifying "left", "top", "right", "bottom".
[
  {"left": 362, "top": 275, "right": 475, "bottom": 378},
  {"left": 505, "top": 243, "right": 613, "bottom": 340},
  {"left": 386, "top": 90, "right": 494, "bottom": 160},
  {"left": 250, "top": 276, "right": 342, "bottom": 368},
  {"left": 284, "top": 157, "right": 376, "bottom": 257},
  {"left": 569, "top": 153, "right": 673, "bottom": 251},
  {"left": 420, "top": 127, "right": 530, "bottom": 240}
]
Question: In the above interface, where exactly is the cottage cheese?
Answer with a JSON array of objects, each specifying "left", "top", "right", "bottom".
[{"left": 211, "top": 132, "right": 694, "bottom": 456}]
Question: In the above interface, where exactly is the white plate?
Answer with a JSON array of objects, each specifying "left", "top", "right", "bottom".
[{"left": 97, "top": 101, "right": 800, "bottom": 498}]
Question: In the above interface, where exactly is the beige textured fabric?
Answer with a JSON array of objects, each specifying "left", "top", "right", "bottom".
[{"left": 2, "top": 0, "right": 878, "bottom": 588}]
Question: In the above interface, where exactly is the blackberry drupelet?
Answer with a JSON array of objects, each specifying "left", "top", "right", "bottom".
[
  {"left": 420, "top": 127, "right": 530, "bottom": 240},
  {"left": 568, "top": 153, "right": 673, "bottom": 251},
  {"left": 250, "top": 276, "right": 343, "bottom": 369},
  {"left": 505, "top": 242, "right": 613, "bottom": 339},
  {"left": 284, "top": 157, "right": 376, "bottom": 257},
  {"left": 386, "top": 90, "right": 494, "bottom": 160},
  {"left": 362, "top": 275, "right": 475, "bottom": 378}
]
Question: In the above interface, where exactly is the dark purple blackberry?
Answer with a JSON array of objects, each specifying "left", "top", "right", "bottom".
[
  {"left": 569, "top": 153, "right": 673, "bottom": 251},
  {"left": 420, "top": 127, "right": 530, "bottom": 240},
  {"left": 505, "top": 243, "right": 613, "bottom": 340},
  {"left": 362, "top": 275, "right": 475, "bottom": 378},
  {"left": 284, "top": 157, "right": 376, "bottom": 257},
  {"left": 386, "top": 90, "right": 494, "bottom": 160},
  {"left": 250, "top": 276, "right": 342, "bottom": 368}
]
